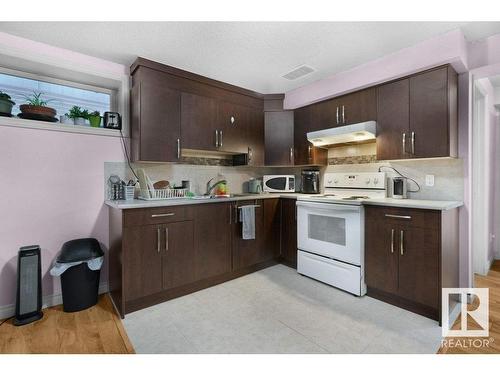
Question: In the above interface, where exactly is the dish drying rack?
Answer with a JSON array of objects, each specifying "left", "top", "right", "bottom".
[{"left": 138, "top": 188, "right": 189, "bottom": 201}]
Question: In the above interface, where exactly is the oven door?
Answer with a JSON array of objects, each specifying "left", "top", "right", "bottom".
[{"left": 297, "top": 201, "right": 363, "bottom": 266}]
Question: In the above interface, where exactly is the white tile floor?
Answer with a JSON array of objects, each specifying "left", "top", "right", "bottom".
[{"left": 123, "top": 265, "right": 443, "bottom": 353}]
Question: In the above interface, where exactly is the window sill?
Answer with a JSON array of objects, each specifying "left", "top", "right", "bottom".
[{"left": 0, "top": 116, "right": 124, "bottom": 137}]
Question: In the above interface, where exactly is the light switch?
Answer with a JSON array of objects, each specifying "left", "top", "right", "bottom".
[{"left": 425, "top": 174, "right": 435, "bottom": 187}]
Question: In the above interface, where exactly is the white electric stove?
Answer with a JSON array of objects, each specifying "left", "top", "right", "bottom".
[{"left": 296, "top": 172, "right": 386, "bottom": 296}]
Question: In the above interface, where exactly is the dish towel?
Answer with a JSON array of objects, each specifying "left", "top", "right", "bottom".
[{"left": 240, "top": 205, "right": 256, "bottom": 240}]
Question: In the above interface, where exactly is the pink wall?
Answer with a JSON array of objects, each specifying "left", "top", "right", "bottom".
[
  {"left": 284, "top": 29, "right": 468, "bottom": 109},
  {"left": 0, "top": 125, "right": 125, "bottom": 307}
]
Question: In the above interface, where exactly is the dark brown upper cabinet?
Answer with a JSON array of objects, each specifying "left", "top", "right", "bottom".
[
  {"left": 376, "top": 65, "right": 457, "bottom": 160},
  {"left": 338, "top": 87, "right": 377, "bottom": 125},
  {"left": 294, "top": 106, "right": 328, "bottom": 166},
  {"left": 130, "top": 58, "right": 264, "bottom": 162},
  {"left": 130, "top": 79, "right": 181, "bottom": 162},
  {"left": 181, "top": 92, "right": 218, "bottom": 151},
  {"left": 376, "top": 79, "right": 410, "bottom": 161},
  {"left": 265, "top": 111, "right": 294, "bottom": 166}
]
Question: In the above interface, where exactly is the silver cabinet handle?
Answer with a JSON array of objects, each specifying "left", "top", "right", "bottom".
[
  {"left": 165, "top": 227, "right": 169, "bottom": 251},
  {"left": 411, "top": 131, "right": 415, "bottom": 155},
  {"left": 234, "top": 204, "right": 238, "bottom": 224},
  {"left": 230, "top": 116, "right": 235, "bottom": 125},
  {"left": 402, "top": 132, "right": 406, "bottom": 154},
  {"left": 390, "top": 229, "right": 395, "bottom": 254},
  {"left": 385, "top": 214, "right": 412, "bottom": 220},
  {"left": 229, "top": 204, "right": 232, "bottom": 224},
  {"left": 215, "top": 130, "right": 219, "bottom": 148},
  {"left": 289, "top": 147, "right": 294, "bottom": 163},
  {"left": 219, "top": 130, "right": 223, "bottom": 148},
  {"left": 400, "top": 230, "right": 404, "bottom": 255},
  {"left": 336, "top": 106, "right": 339, "bottom": 124},
  {"left": 308, "top": 144, "right": 312, "bottom": 160},
  {"left": 157, "top": 226, "right": 161, "bottom": 253},
  {"left": 248, "top": 147, "right": 252, "bottom": 162},
  {"left": 342, "top": 105, "right": 345, "bottom": 124},
  {"left": 151, "top": 213, "right": 175, "bottom": 218},
  {"left": 176, "top": 138, "right": 181, "bottom": 159}
]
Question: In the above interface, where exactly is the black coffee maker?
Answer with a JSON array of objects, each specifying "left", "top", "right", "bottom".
[{"left": 301, "top": 170, "right": 320, "bottom": 194}]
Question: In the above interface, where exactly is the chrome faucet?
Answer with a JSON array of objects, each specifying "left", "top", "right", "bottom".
[{"left": 205, "top": 178, "right": 227, "bottom": 196}]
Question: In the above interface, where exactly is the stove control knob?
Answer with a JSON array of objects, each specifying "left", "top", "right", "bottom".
[
  {"left": 365, "top": 178, "right": 371, "bottom": 185},
  {"left": 327, "top": 180, "right": 333, "bottom": 185},
  {"left": 373, "top": 178, "right": 379, "bottom": 185},
  {"left": 333, "top": 179, "right": 339, "bottom": 184}
]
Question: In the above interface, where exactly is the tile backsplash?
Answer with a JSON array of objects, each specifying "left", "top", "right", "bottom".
[{"left": 105, "top": 149, "right": 464, "bottom": 202}]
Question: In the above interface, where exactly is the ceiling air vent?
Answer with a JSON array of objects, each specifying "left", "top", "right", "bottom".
[{"left": 282, "top": 65, "right": 315, "bottom": 80}]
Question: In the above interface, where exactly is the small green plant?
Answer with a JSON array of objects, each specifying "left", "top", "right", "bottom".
[
  {"left": 22, "top": 91, "right": 53, "bottom": 107},
  {"left": 89, "top": 110, "right": 100, "bottom": 117},
  {"left": 0, "top": 90, "right": 15, "bottom": 104},
  {"left": 68, "top": 106, "right": 90, "bottom": 119}
]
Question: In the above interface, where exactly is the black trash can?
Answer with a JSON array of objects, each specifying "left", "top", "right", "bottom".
[{"left": 57, "top": 238, "right": 104, "bottom": 312}]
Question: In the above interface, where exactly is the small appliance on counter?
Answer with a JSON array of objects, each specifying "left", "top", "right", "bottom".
[
  {"left": 248, "top": 178, "right": 262, "bottom": 194},
  {"left": 301, "top": 170, "right": 320, "bottom": 194},
  {"left": 103, "top": 112, "right": 122, "bottom": 130},
  {"left": 392, "top": 177, "right": 408, "bottom": 199},
  {"left": 263, "top": 175, "right": 295, "bottom": 193}
]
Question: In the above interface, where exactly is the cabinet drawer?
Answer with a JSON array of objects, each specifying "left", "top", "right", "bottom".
[
  {"left": 365, "top": 205, "right": 440, "bottom": 230},
  {"left": 123, "top": 206, "right": 194, "bottom": 227}
]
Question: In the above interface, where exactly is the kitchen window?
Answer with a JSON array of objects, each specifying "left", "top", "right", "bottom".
[
  {"left": 0, "top": 71, "right": 112, "bottom": 119},
  {"left": 0, "top": 67, "right": 123, "bottom": 137}
]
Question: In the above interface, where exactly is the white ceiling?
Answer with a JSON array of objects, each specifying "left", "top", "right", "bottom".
[{"left": 1, "top": 22, "right": 500, "bottom": 93}]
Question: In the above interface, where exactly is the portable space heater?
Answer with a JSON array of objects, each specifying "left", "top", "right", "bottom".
[{"left": 14, "top": 245, "right": 43, "bottom": 326}]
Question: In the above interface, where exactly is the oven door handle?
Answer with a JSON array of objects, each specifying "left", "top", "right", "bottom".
[{"left": 296, "top": 200, "right": 362, "bottom": 212}]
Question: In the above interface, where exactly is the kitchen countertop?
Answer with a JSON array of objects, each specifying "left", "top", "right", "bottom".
[
  {"left": 105, "top": 193, "right": 463, "bottom": 211},
  {"left": 105, "top": 193, "right": 304, "bottom": 209}
]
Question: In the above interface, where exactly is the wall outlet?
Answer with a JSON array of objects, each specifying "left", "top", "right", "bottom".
[{"left": 425, "top": 174, "right": 435, "bottom": 187}]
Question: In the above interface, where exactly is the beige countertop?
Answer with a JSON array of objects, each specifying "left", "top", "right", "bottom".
[{"left": 105, "top": 193, "right": 462, "bottom": 211}]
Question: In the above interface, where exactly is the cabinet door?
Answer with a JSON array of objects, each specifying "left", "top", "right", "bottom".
[
  {"left": 339, "top": 88, "right": 377, "bottom": 125},
  {"left": 376, "top": 79, "right": 410, "bottom": 160},
  {"left": 194, "top": 203, "right": 232, "bottom": 280},
  {"left": 218, "top": 101, "right": 250, "bottom": 154},
  {"left": 263, "top": 198, "right": 281, "bottom": 261},
  {"left": 310, "top": 98, "right": 342, "bottom": 130},
  {"left": 397, "top": 225, "right": 440, "bottom": 309},
  {"left": 138, "top": 82, "right": 181, "bottom": 162},
  {"left": 265, "top": 111, "right": 294, "bottom": 166},
  {"left": 280, "top": 199, "right": 297, "bottom": 268},
  {"left": 232, "top": 200, "right": 264, "bottom": 271},
  {"left": 163, "top": 220, "right": 195, "bottom": 290},
  {"left": 294, "top": 106, "right": 327, "bottom": 166},
  {"left": 181, "top": 92, "right": 218, "bottom": 151},
  {"left": 123, "top": 224, "right": 163, "bottom": 301},
  {"left": 409, "top": 67, "right": 449, "bottom": 158},
  {"left": 364, "top": 209, "right": 399, "bottom": 294},
  {"left": 246, "top": 107, "right": 265, "bottom": 166}
]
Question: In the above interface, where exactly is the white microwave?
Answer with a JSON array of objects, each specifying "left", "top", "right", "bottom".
[{"left": 263, "top": 175, "right": 295, "bottom": 193}]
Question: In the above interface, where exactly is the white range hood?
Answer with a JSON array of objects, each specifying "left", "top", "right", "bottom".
[{"left": 307, "top": 121, "right": 377, "bottom": 147}]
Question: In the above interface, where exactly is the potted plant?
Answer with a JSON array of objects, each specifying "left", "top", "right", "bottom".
[
  {"left": 88, "top": 110, "right": 101, "bottom": 128},
  {"left": 0, "top": 90, "right": 15, "bottom": 116},
  {"left": 20, "top": 91, "right": 56, "bottom": 119},
  {"left": 68, "top": 106, "right": 88, "bottom": 126}
]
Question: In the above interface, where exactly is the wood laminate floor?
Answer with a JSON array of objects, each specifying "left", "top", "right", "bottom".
[
  {"left": 0, "top": 294, "right": 134, "bottom": 354},
  {"left": 439, "top": 261, "right": 500, "bottom": 354}
]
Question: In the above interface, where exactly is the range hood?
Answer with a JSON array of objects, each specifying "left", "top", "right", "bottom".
[{"left": 307, "top": 121, "right": 377, "bottom": 147}]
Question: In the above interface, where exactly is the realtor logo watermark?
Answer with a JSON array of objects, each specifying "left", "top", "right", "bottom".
[{"left": 441, "top": 288, "right": 492, "bottom": 350}]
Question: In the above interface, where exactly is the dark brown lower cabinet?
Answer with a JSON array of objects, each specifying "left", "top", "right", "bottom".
[
  {"left": 193, "top": 203, "right": 232, "bottom": 280},
  {"left": 280, "top": 199, "right": 297, "bottom": 268},
  {"left": 365, "top": 205, "right": 459, "bottom": 323},
  {"left": 231, "top": 200, "right": 265, "bottom": 271},
  {"left": 109, "top": 199, "right": 286, "bottom": 317}
]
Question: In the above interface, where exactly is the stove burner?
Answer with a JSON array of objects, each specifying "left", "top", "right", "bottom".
[{"left": 341, "top": 195, "right": 370, "bottom": 200}]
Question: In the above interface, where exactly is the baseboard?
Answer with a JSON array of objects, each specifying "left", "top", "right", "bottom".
[{"left": 0, "top": 282, "right": 109, "bottom": 320}]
